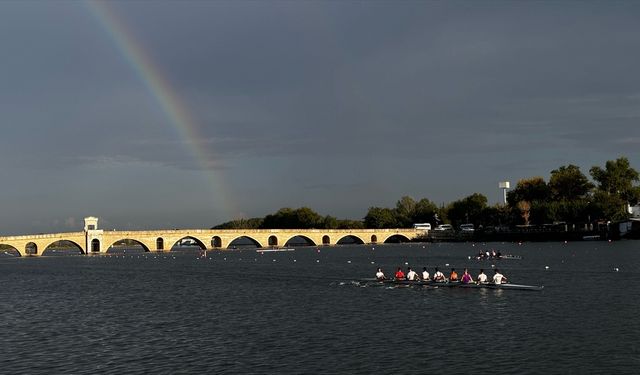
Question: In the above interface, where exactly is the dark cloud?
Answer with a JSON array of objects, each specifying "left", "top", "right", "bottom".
[{"left": 1, "top": 0, "right": 639, "bottom": 234}]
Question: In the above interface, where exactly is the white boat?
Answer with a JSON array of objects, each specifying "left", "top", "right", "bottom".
[{"left": 256, "top": 248, "right": 295, "bottom": 253}]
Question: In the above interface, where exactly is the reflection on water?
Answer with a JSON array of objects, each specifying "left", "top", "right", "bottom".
[{"left": 1, "top": 241, "right": 639, "bottom": 374}]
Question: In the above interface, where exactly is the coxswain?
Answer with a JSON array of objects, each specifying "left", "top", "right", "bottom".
[
  {"left": 421, "top": 267, "right": 430, "bottom": 281},
  {"left": 375, "top": 267, "right": 386, "bottom": 280},
  {"left": 394, "top": 267, "right": 406, "bottom": 280},
  {"left": 449, "top": 268, "right": 459, "bottom": 282},
  {"left": 461, "top": 268, "right": 474, "bottom": 284},
  {"left": 433, "top": 267, "right": 446, "bottom": 282},
  {"left": 492, "top": 268, "right": 507, "bottom": 284},
  {"left": 477, "top": 269, "right": 488, "bottom": 284}
]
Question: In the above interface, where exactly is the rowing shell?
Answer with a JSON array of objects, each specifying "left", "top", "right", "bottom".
[{"left": 361, "top": 279, "right": 543, "bottom": 291}]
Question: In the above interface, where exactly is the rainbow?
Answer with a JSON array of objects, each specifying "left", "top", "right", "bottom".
[{"left": 85, "top": 1, "right": 236, "bottom": 221}]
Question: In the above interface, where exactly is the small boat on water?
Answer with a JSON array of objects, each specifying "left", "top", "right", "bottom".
[
  {"left": 359, "top": 279, "right": 542, "bottom": 291},
  {"left": 256, "top": 248, "right": 295, "bottom": 253},
  {"left": 472, "top": 254, "right": 522, "bottom": 260}
]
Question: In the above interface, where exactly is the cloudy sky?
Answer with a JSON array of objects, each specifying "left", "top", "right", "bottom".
[{"left": 1, "top": 1, "right": 639, "bottom": 235}]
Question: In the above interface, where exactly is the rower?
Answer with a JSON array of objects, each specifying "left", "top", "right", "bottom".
[
  {"left": 461, "top": 268, "right": 474, "bottom": 284},
  {"left": 433, "top": 267, "right": 446, "bottom": 282},
  {"left": 406, "top": 267, "right": 418, "bottom": 281},
  {"left": 449, "top": 268, "right": 459, "bottom": 282},
  {"left": 421, "top": 267, "right": 430, "bottom": 281},
  {"left": 493, "top": 268, "right": 508, "bottom": 284},
  {"left": 375, "top": 267, "right": 386, "bottom": 280},
  {"left": 394, "top": 267, "right": 406, "bottom": 280},
  {"left": 477, "top": 269, "right": 488, "bottom": 284}
]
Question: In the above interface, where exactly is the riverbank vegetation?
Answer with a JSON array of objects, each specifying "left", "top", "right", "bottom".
[{"left": 213, "top": 157, "right": 639, "bottom": 230}]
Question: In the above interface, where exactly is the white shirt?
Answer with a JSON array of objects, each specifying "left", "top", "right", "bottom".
[
  {"left": 407, "top": 270, "right": 418, "bottom": 280},
  {"left": 477, "top": 272, "right": 487, "bottom": 283},
  {"left": 376, "top": 271, "right": 385, "bottom": 280},
  {"left": 422, "top": 271, "right": 430, "bottom": 280},
  {"left": 434, "top": 271, "right": 445, "bottom": 281},
  {"left": 493, "top": 272, "right": 505, "bottom": 284}
]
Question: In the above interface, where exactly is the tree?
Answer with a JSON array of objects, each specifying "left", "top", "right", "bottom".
[
  {"left": 516, "top": 201, "right": 531, "bottom": 226},
  {"left": 590, "top": 157, "right": 640, "bottom": 209},
  {"left": 445, "top": 193, "right": 488, "bottom": 227},
  {"left": 261, "top": 207, "right": 323, "bottom": 229},
  {"left": 549, "top": 164, "right": 594, "bottom": 201},
  {"left": 412, "top": 198, "right": 438, "bottom": 224},
  {"left": 364, "top": 207, "right": 399, "bottom": 228},
  {"left": 507, "top": 177, "right": 551, "bottom": 206},
  {"left": 337, "top": 219, "right": 365, "bottom": 229},
  {"left": 395, "top": 196, "right": 417, "bottom": 227},
  {"left": 321, "top": 215, "right": 339, "bottom": 229}
]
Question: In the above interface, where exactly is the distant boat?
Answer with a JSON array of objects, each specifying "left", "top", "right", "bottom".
[
  {"left": 256, "top": 248, "right": 295, "bottom": 253},
  {"left": 582, "top": 235, "right": 602, "bottom": 241}
]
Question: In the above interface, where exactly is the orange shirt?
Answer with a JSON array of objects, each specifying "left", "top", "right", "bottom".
[{"left": 449, "top": 271, "right": 458, "bottom": 281}]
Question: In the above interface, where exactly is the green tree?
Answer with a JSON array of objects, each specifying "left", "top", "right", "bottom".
[
  {"left": 507, "top": 177, "right": 551, "bottom": 206},
  {"left": 321, "top": 215, "right": 339, "bottom": 229},
  {"left": 445, "top": 193, "right": 488, "bottom": 227},
  {"left": 260, "top": 207, "right": 323, "bottom": 229},
  {"left": 549, "top": 165, "right": 594, "bottom": 201},
  {"left": 364, "top": 207, "right": 399, "bottom": 228},
  {"left": 412, "top": 198, "right": 438, "bottom": 224},
  {"left": 395, "top": 196, "right": 417, "bottom": 227},
  {"left": 337, "top": 219, "right": 365, "bottom": 229},
  {"left": 590, "top": 157, "right": 640, "bottom": 210}
]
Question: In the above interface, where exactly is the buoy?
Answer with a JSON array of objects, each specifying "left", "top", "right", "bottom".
[
  {"left": 347, "top": 260, "right": 351, "bottom": 264},
  {"left": 545, "top": 266, "right": 550, "bottom": 270},
  {"left": 370, "top": 261, "right": 375, "bottom": 264},
  {"left": 316, "top": 259, "right": 320, "bottom": 263}
]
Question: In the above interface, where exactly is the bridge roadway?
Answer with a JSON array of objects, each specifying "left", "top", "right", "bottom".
[{"left": 0, "top": 228, "right": 426, "bottom": 257}]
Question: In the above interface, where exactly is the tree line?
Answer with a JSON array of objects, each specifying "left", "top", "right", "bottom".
[{"left": 213, "top": 157, "right": 640, "bottom": 230}]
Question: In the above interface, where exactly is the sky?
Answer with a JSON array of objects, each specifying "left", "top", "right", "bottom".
[{"left": 1, "top": 0, "right": 639, "bottom": 235}]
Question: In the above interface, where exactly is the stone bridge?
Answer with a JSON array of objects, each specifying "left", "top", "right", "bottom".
[{"left": 0, "top": 217, "right": 427, "bottom": 257}]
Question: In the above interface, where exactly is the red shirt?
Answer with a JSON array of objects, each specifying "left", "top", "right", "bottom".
[{"left": 395, "top": 270, "right": 405, "bottom": 279}]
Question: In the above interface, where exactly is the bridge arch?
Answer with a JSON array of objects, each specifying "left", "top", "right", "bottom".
[
  {"left": 156, "top": 238, "right": 164, "bottom": 250},
  {"left": 42, "top": 240, "right": 85, "bottom": 256},
  {"left": 371, "top": 235, "right": 378, "bottom": 243},
  {"left": 25, "top": 242, "right": 38, "bottom": 256},
  {"left": 322, "top": 235, "right": 330, "bottom": 245},
  {"left": 0, "top": 244, "right": 21, "bottom": 257},
  {"left": 169, "top": 236, "right": 206, "bottom": 250},
  {"left": 283, "top": 235, "right": 316, "bottom": 247},
  {"left": 382, "top": 234, "right": 411, "bottom": 243},
  {"left": 228, "top": 236, "right": 263, "bottom": 249},
  {"left": 105, "top": 239, "right": 151, "bottom": 253},
  {"left": 268, "top": 235, "right": 278, "bottom": 247},
  {"left": 336, "top": 235, "right": 365, "bottom": 245},
  {"left": 211, "top": 236, "right": 222, "bottom": 248},
  {"left": 90, "top": 239, "right": 101, "bottom": 253}
]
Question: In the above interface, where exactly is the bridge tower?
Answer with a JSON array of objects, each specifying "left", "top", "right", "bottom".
[{"left": 84, "top": 216, "right": 103, "bottom": 254}]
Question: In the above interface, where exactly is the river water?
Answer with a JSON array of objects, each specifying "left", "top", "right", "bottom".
[{"left": 1, "top": 240, "right": 639, "bottom": 374}]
